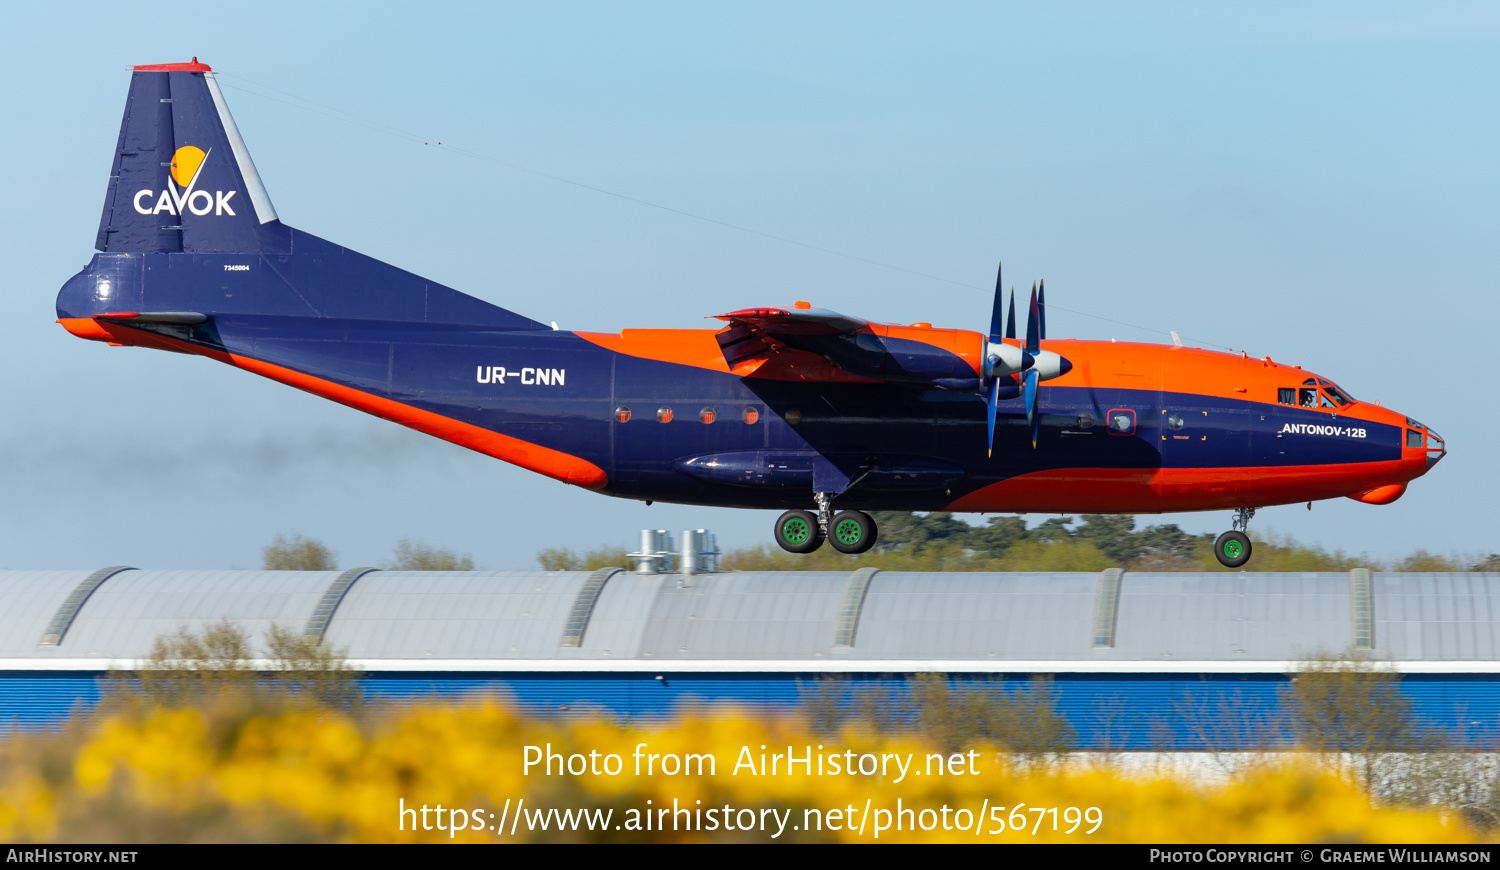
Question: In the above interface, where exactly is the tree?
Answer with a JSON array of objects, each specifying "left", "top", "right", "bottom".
[
  {"left": 262, "top": 534, "right": 337, "bottom": 571},
  {"left": 537, "top": 546, "right": 629, "bottom": 571},
  {"left": 908, "top": 674, "right": 1076, "bottom": 770},
  {"left": 1133, "top": 523, "right": 1206, "bottom": 566},
  {"left": 1284, "top": 652, "right": 1440, "bottom": 790},
  {"left": 111, "top": 620, "right": 361, "bottom": 710},
  {"left": 869, "top": 511, "right": 973, "bottom": 551},
  {"left": 262, "top": 623, "right": 363, "bottom": 708},
  {"left": 1392, "top": 550, "right": 1462, "bottom": 572},
  {"left": 390, "top": 539, "right": 474, "bottom": 571},
  {"left": 967, "top": 515, "right": 1029, "bottom": 557},
  {"left": 1073, "top": 515, "right": 1138, "bottom": 562},
  {"left": 798, "top": 673, "right": 1076, "bottom": 772}
]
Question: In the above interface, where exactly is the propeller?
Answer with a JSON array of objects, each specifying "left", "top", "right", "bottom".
[
  {"left": 985, "top": 264, "right": 1031, "bottom": 457},
  {"left": 982, "top": 269, "right": 1073, "bottom": 454},
  {"left": 1006, "top": 288, "right": 1016, "bottom": 340},
  {"left": 1038, "top": 279, "right": 1047, "bottom": 342},
  {"left": 1025, "top": 284, "right": 1042, "bottom": 447}
]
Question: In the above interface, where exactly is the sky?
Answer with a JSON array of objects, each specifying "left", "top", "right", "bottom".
[{"left": 0, "top": 2, "right": 1494, "bottom": 569}]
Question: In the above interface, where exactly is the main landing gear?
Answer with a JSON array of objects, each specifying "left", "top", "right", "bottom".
[
  {"left": 1214, "top": 507, "right": 1257, "bottom": 568},
  {"left": 774, "top": 493, "right": 879, "bottom": 555}
]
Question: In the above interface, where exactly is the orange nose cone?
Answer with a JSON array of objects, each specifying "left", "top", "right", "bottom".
[{"left": 1349, "top": 483, "right": 1407, "bottom": 505}]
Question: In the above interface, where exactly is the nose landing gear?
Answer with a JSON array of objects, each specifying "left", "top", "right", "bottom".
[
  {"left": 773, "top": 494, "right": 879, "bottom": 555},
  {"left": 1214, "top": 507, "right": 1257, "bottom": 568}
]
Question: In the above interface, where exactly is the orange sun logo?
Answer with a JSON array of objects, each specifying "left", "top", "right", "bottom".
[{"left": 169, "top": 145, "right": 207, "bottom": 187}]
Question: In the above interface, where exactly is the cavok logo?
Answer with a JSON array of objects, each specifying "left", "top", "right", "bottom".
[{"left": 132, "top": 145, "right": 237, "bottom": 217}]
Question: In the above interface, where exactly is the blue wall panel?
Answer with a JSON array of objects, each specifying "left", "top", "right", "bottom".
[
  {"left": 0, "top": 673, "right": 103, "bottom": 734},
  {"left": 4, "top": 671, "right": 1500, "bottom": 750}
]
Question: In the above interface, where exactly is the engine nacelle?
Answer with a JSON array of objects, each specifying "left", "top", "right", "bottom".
[
  {"left": 984, "top": 341, "right": 1033, "bottom": 377},
  {"left": 1030, "top": 349, "right": 1073, "bottom": 381}
]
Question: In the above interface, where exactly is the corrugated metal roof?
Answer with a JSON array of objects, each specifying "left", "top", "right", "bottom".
[
  {"left": 322, "top": 571, "right": 587, "bottom": 660},
  {"left": 0, "top": 571, "right": 97, "bottom": 657},
  {"left": 1, "top": 568, "right": 1498, "bottom": 667}
]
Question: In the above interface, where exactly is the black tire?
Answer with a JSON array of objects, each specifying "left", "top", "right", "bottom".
[
  {"left": 829, "top": 510, "right": 877, "bottom": 554},
  {"left": 1214, "top": 530, "right": 1252, "bottom": 568},
  {"left": 774, "top": 509, "right": 824, "bottom": 554}
]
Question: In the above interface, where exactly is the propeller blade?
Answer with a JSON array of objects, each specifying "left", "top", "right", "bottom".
[
  {"left": 1006, "top": 288, "right": 1016, "bottom": 340},
  {"left": 986, "top": 376, "right": 1000, "bottom": 458},
  {"left": 987, "top": 262, "right": 1005, "bottom": 343},
  {"left": 1038, "top": 279, "right": 1047, "bottom": 341},
  {"left": 1025, "top": 284, "right": 1041, "bottom": 355},
  {"left": 1024, "top": 368, "right": 1040, "bottom": 448}
]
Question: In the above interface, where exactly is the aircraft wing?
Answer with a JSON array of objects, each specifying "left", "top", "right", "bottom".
[
  {"left": 713, "top": 305, "right": 983, "bottom": 390},
  {"left": 713, "top": 306, "right": 868, "bottom": 366}
]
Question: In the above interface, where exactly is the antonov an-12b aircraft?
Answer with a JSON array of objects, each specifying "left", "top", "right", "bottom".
[{"left": 58, "top": 60, "right": 1447, "bottom": 567}]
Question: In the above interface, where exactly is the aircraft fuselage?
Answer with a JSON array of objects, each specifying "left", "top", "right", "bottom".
[{"left": 59, "top": 250, "right": 1439, "bottom": 516}]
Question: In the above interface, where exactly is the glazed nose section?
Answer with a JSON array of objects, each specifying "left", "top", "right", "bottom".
[
  {"left": 1402, "top": 413, "right": 1446, "bottom": 473},
  {"left": 1426, "top": 430, "right": 1446, "bottom": 471}
]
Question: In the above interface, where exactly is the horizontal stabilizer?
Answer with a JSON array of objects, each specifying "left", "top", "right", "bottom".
[{"left": 95, "top": 311, "right": 208, "bottom": 324}]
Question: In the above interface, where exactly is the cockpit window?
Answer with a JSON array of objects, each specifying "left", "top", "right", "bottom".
[
  {"left": 1278, "top": 387, "right": 1296, "bottom": 405},
  {"left": 1323, "top": 385, "right": 1351, "bottom": 406},
  {"left": 1406, "top": 417, "right": 1424, "bottom": 429},
  {"left": 1302, "top": 378, "right": 1318, "bottom": 386},
  {"left": 1299, "top": 388, "right": 1318, "bottom": 408},
  {"left": 1407, "top": 429, "right": 1423, "bottom": 448},
  {"left": 1319, "top": 391, "right": 1338, "bottom": 409}
]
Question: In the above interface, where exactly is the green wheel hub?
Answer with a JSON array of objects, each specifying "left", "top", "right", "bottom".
[
  {"left": 782, "top": 517, "right": 812, "bottom": 545},
  {"left": 1223, "top": 539, "right": 1243, "bottom": 559},
  {"left": 834, "top": 518, "right": 864, "bottom": 545}
]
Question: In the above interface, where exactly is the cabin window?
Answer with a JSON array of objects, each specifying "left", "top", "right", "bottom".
[
  {"left": 1278, "top": 388, "right": 1296, "bottom": 405},
  {"left": 1167, "top": 413, "right": 1184, "bottom": 430},
  {"left": 699, "top": 407, "right": 717, "bottom": 424},
  {"left": 784, "top": 408, "right": 803, "bottom": 426},
  {"left": 614, "top": 406, "right": 631, "bottom": 423},
  {"left": 656, "top": 407, "right": 673, "bottom": 423},
  {"left": 1107, "top": 408, "right": 1136, "bottom": 435},
  {"left": 1077, "top": 412, "right": 1095, "bottom": 429},
  {"left": 1406, "top": 429, "right": 1423, "bottom": 448},
  {"left": 742, "top": 406, "right": 760, "bottom": 425}
]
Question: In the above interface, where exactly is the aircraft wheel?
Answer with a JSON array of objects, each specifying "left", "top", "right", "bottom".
[
  {"left": 774, "top": 509, "right": 824, "bottom": 554},
  {"left": 1214, "top": 531, "right": 1252, "bottom": 568},
  {"left": 829, "top": 511, "right": 877, "bottom": 554}
]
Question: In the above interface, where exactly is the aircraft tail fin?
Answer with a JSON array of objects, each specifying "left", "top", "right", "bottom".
[
  {"left": 96, "top": 60, "right": 280, "bottom": 255},
  {"left": 69, "top": 60, "right": 548, "bottom": 331}
]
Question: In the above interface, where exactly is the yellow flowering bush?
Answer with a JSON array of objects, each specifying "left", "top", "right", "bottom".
[{"left": 0, "top": 691, "right": 1479, "bottom": 843}]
